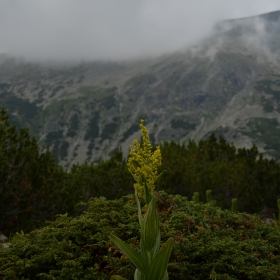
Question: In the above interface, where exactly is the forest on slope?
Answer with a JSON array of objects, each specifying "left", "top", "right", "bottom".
[
  {"left": 0, "top": 108, "right": 280, "bottom": 235},
  {"left": 1, "top": 109, "right": 280, "bottom": 279}
]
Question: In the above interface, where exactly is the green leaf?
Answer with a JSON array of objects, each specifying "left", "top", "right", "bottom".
[
  {"left": 140, "top": 230, "right": 160, "bottom": 262},
  {"left": 152, "top": 231, "right": 161, "bottom": 259},
  {"left": 111, "top": 276, "right": 128, "bottom": 280},
  {"left": 162, "top": 271, "right": 169, "bottom": 280},
  {"left": 154, "top": 170, "right": 166, "bottom": 184},
  {"left": 142, "top": 196, "right": 159, "bottom": 253},
  {"left": 143, "top": 181, "right": 152, "bottom": 205},
  {"left": 135, "top": 192, "right": 144, "bottom": 228},
  {"left": 134, "top": 269, "right": 145, "bottom": 280},
  {"left": 145, "top": 237, "right": 174, "bottom": 280},
  {"left": 140, "top": 238, "right": 148, "bottom": 262},
  {"left": 108, "top": 234, "right": 148, "bottom": 274}
]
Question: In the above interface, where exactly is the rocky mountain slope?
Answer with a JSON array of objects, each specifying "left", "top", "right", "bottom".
[{"left": 2, "top": 10, "right": 280, "bottom": 167}]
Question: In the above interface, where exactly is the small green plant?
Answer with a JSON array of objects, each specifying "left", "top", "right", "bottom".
[
  {"left": 231, "top": 198, "right": 238, "bottom": 213},
  {"left": 191, "top": 190, "right": 217, "bottom": 206},
  {"left": 192, "top": 192, "right": 200, "bottom": 203},
  {"left": 108, "top": 120, "right": 174, "bottom": 280},
  {"left": 206, "top": 190, "right": 216, "bottom": 206},
  {"left": 272, "top": 198, "right": 280, "bottom": 230}
]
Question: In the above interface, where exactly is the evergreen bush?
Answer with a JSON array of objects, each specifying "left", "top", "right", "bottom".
[
  {"left": 158, "top": 136, "right": 280, "bottom": 215},
  {"left": 69, "top": 148, "right": 134, "bottom": 205},
  {"left": 1, "top": 191, "right": 280, "bottom": 279},
  {"left": 0, "top": 108, "right": 75, "bottom": 234},
  {"left": 0, "top": 109, "right": 133, "bottom": 234}
]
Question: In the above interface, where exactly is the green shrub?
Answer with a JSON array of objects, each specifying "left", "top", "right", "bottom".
[
  {"left": 0, "top": 108, "right": 76, "bottom": 234},
  {"left": 158, "top": 136, "right": 280, "bottom": 215},
  {"left": 0, "top": 109, "right": 132, "bottom": 235},
  {"left": 69, "top": 148, "right": 134, "bottom": 204},
  {"left": 1, "top": 191, "right": 280, "bottom": 279}
]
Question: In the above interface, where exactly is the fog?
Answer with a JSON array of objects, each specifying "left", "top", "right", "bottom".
[{"left": 1, "top": 0, "right": 280, "bottom": 62}]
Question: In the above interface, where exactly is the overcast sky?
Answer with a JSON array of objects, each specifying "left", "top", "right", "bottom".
[{"left": 1, "top": 0, "right": 280, "bottom": 62}]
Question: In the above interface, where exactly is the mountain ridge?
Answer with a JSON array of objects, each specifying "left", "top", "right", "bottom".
[{"left": 1, "top": 10, "right": 280, "bottom": 167}]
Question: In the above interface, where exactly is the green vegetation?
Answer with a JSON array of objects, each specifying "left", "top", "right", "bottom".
[
  {"left": 102, "top": 87, "right": 118, "bottom": 110},
  {"left": 60, "top": 141, "right": 70, "bottom": 160},
  {"left": 125, "top": 74, "right": 157, "bottom": 89},
  {"left": 2, "top": 109, "right": 280, "bottom": 278},
  {"left": 255, "top": 79, "right": 280, "bottom": 112},
  {"left": 261, "top": 97, "right": 274, "bottom": 113},
  {"left": 70, "top": 149, "right": 133, "bottom": 203},
  {"left": 45, "top": 130, "right": 64, "bottom": 145},
  {"left": 50, "top": 85, "right": 65, "bottom": 98},
  {"left": 103, "top": 95, "right": 116, "bottom": 110},
  {"left": 2, "top": 107, "right": 280, "bottom": 234},
  {"left": 109, "top": 120, "right": 173, "bottom": 280},
  {"left": 86, "top": 141, "right": 95, "bottom": 158},
  {"left": 255, "top": 79, "right": 280, "bottom": 98},
  {"left": 0, "top": 109, "right": 132, "bottom": 235},
  {"left": 0, "top": 93, "right": 38, "bottom": 119},
  {"left": 100, "top": 123, "right": 118, "bottom": 142},
  {"left": 79, "top": 86, "right": 110, "bottom": 100},
  {"left": 45, "top": 130, "right": 64, "bottom": 162},
  {"left": 170, "top": 119, "right": 196, "bottom": 131},
  {"left": 0, "top": 83, "right": 10, "bottom": 90},
  {"left": 66, "top": 114, "right": 79, "bottom": 137},
  {"left": 158, "top": 135, "right": 280, "bottom": 214},
  {"left": 84, "top": 112, "right": 100, "bottom": 141},
  {"left": 0, "top": 109, "right": 72, "bottom": 234},
  {"left": 242, "top": 118, "right": 280, "bottom": 159},
  {"left": 1, "top": 192, "right": 280, "bottom": 279}
]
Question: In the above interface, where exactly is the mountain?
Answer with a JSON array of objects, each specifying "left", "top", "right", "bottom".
[{"left": 2, "top": 10, "right": 280, "bottom": 167}]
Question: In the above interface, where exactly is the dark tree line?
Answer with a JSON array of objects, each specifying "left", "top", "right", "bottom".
[
  {"left": 1, "top": 108, "right": 280, "bottom": 235},
  {"left": 158, "top": 135, "right": 280, "bottom": 215}
]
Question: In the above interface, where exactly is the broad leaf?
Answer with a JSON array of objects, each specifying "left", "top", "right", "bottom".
[
  {"left": 140, "top": 238, "right": 148, "bottom": 262},
  {"left": 162, "top": 271, "right": 169, "bottom": 280},
  {"left": 108, "top": 234, "right": 148, "bottom": 274},
  {"left": 152, "top": 231, "right": 161, "bottom": 259},
  {"left": 145, "top": 237, "right": 174, "bottom": 280},
  {"left": 142, "top": 197, "right": 159, "bottom": 252},
  {"left": 135, "top": 192, "right": 143, "bottom": 228},
  {"left": 134, "top": 268, "right": 145, "bottom": 280},
  {"left": 143, "top": 181, "right": 152, "bottom": 205}
]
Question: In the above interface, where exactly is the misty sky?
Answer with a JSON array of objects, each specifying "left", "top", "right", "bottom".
[{"left": 1, "top": 0, "right": 280, "bottom": 62}]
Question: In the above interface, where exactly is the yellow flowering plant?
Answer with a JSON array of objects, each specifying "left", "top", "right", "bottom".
[
  {"left": 127, "top": 120, "right": 162, "bottom": 203},
  {"left": 109, "top": 120, "right": 174, "bottom": 280}
]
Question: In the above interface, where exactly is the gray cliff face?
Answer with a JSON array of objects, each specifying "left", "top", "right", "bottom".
[{"left": 2, "top": 10, "right": 280, "bottom": 167}]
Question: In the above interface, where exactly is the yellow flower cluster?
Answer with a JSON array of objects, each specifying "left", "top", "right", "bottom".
[{"left": 127, "top": 119, "right": 162, "bottom": 198}]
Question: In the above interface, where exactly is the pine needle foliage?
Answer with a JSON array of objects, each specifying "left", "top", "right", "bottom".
[
  {"left": 0, "top": 192, "right": 280, "bottom": 279},
  {"left": 2, "top": 107, "right": 280, "bottom": 237},
  {"left": 0, "top": 108, "right": 73, "bottom": 234},
  {"left": 158, "top": 135, "right": 280, "bottom": 215},
  {"left": 0, "top": 109, "right": 134, "bottom": 234}
]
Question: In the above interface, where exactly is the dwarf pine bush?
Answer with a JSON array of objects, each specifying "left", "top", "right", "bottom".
[{"left": 1, "top": 191, "right": 280, "bottom": 279}]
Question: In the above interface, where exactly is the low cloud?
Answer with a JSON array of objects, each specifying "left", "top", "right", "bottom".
[{"left": 1, "top": 0, "right": 280, "bottom": 62}]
